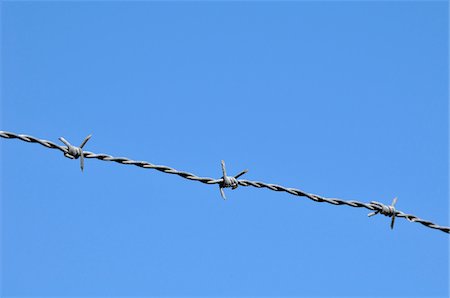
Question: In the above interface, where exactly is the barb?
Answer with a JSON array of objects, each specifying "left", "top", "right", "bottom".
[
  {"left": 1, "top": 130, "right": 448, "bottom": 234},
  {"left": 218, "top": 160, "right": 248, "bottom": 199},
  {"left": 59, "top": 134, "right": 92, "bottom": 171},
  {"left": 368, "top": 197, "right": 399, "bottom": 230}
]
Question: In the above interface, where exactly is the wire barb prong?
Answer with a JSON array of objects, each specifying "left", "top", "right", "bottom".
[
  {"left": 218, "top": 160, "right": 248, "bottom": 200},
  {"left": 58, "top": 134, "right": 92, "bottom": 172},
  {"left": 368, "top": 197, "right": 398, "bottom": 230}
]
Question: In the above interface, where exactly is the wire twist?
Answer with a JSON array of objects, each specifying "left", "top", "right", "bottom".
[{"left": 1, "top": 130, "right": 448, "bottom": 234}]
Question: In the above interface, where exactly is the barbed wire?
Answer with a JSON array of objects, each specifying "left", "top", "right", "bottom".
[{"left": 1, "top": 130, "right": 448, "bottom": 234}]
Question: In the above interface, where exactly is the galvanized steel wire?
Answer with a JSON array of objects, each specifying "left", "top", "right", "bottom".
[{"left": 1, "top": 130, "right": 448, "bottom": 234}]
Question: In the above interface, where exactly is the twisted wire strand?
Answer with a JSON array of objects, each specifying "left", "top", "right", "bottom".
[{"left": 1, "top": 130, "right": 448, "bottom": 234}]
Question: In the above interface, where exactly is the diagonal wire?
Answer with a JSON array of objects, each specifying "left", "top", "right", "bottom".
[{"left": 1, "top": 130, "right": 448, "bottom": 234}]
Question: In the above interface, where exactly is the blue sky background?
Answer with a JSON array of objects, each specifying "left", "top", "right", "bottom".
[{"left": 1, "top": 1, "right": 448, "bottom": 297}]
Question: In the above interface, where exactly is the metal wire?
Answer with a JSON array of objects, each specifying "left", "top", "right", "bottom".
[{"left": 1, "top": 130, "right": 448, "bottom": 234}]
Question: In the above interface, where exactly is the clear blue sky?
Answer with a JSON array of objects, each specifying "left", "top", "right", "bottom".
[{"left": 1, "top": 1, "right": 448, "bottom": 297}]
